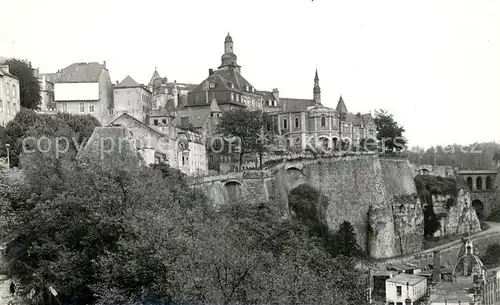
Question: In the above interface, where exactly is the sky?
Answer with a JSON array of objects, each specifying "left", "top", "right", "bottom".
[{"left": 1, "top": 0, "right": 499, "bottom": 148}]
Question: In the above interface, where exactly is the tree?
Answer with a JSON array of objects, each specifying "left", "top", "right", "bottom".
[
  {"left": 335, "top": 221, "right": 362, "bottom": 257},
  {"left": 216, "top": 108, "right": 267, "bottom": 169},
  {"left": 480, "top": 244, "right": 500, "bottom": 268},
  {"left": 4, "top": 59, "right": 42, "bottom": 110},
  {"left": 373, "top": 109, "right": 407, "bottom": 152}
]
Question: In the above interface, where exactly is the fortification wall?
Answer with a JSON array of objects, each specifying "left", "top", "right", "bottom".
[{"left": 192, "top": 155, "right": 424, "bottom": 259}]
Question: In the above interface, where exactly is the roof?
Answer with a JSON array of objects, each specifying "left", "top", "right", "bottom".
[
  {"left": 225, "top": 33, "right": 233, "bottom": 43},
  {"left": 150, "top": 108, "right": 175, "bottom": 118},
  {"left": 149, "top": 69, "right": 161, "bottom": 87},
  {"left": 191, "top": 67, "right": 257, "bottom": 97},
  {"left": 336, "top": 96, "right": 348, "bottom": 114},
  {"left": 118, "top": 75, "right": 139, "bottom": 87},
  {"left": 173, "top": 106, "right": 211, "bottom": 129},
  {"left": 258, "top": 90, "right": 278, "bottom": 102},
  {"left": 0, "top": 66, "right": 15, "bottom": 78},
  {"left": 386, "top": 273, "right": 426, "bottom": 286},
  {"left": 280, "top": 97, "right": 315, "bottom": 111},
  {"left": 210, "top": 97, "right": 221, "bottom": 113},
  {"left": 109, "top": 113, "right": 166, "bottom": 138},
  {"left": 53, "top": 62, "right": 104, "bottom": 83}
]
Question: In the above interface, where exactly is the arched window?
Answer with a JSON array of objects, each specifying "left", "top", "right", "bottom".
[
  {"left": 321, "top": 116, "right": 326, "bottom": 127},
  {"left": 486, "top": 176, "right": 492, "bottom": 189},
  {"left": 230, "top": 92, "right": 234, "bottom": 100},
  {"left": 467, "top": 177, "right": 473, "bottom": 190},
  {"left": 294, "top": 117, "right": 299, "bottom": 128},
  {"left": 283, "top": 118, "right": 288, "bottom": 129},
  {"left": 476, "top": 177, "right": 483, "bottom": 190},
  {"left": 0, "top": 100, "right": 3, "bottom": 113}
]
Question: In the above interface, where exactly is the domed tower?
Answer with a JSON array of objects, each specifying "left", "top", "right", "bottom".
[
  {"left": 313, "top": 69, "right": 321, "bottom": 105},
  {"left": 219, "top": 33, "right": 241, "bottom": 73}
]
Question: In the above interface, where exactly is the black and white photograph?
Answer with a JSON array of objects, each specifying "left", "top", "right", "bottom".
[{"left": 0, "top": 0, "right": 499, "bottom": 304}]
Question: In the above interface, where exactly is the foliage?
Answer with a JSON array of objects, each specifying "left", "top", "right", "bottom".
[
  {"left": 288, "top": 184, "right": 363, "bottom": 258},
  {"left": 480, "top": 244, "right": 500, "bottom": 269},
  {"left": 415, "top": 174, "right": 460, "bottom": 197},
  {"left": 0, "top": 109, "right": 101, "bottom": 167},
  {"left": 1, "top": 152, "right": 367, "bottom": 304},
  {"left": 373, "top": 109, "right": 407, "bottom": 152},
  {"left": 216, "top": 108, "right": 268, "bottom": 169},
  {"left": 4, "top": 59, "right": 42, "bottom": 110}
]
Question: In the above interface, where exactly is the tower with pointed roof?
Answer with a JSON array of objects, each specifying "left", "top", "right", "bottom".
[
  {"left": 313, "top": 69, "right": 321, "bottom": 105},
  {"left": 219, "top": 33, "right": 241, "bottom": 73}
]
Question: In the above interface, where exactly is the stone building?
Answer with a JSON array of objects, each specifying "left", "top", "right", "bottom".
[
  {"left": 113, "top": 76, "right": 152, "bottom": 123},
  {"left": 49, "top": 61, "right": 114, "bottom": 124},
  {"left": 0, "top": 64, "right": 20, "bottom": 127},
  {"left": 385, "top": 273, "right": 428, "bottom": 305},
  {"left": 148, "top": 68, "right": 197, "bottom": 112}
]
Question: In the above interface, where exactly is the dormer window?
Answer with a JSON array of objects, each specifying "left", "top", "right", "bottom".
[
  {"left": 236, "top": 94, "right": 240, "bottom": 102},
  {"left": 230, "top": 92, "right": 234, "bottom": 100},
  {"left": 228, "top": 81, "right": 233, "bottom": 88},
  {"left": 209, "top": 82, "right": 216, "bottom": 89}
]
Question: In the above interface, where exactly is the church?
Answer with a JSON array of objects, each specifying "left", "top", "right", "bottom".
[{"left": 176, "top": 33, "right": 377, "bottom": 153}]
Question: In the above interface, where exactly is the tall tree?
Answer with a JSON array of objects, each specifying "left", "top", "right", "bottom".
[
  {"left": 335, "top": 221, "right": 362, "bottom": 257},
  {"left": 216, "top": 108, "right": 267, "bottom": 169},
  {"left": 4, "top": 59, "right": 42, "bottom": 110},
  {"left": 373, "top": 109, "right": 407, "bottom": 152}
]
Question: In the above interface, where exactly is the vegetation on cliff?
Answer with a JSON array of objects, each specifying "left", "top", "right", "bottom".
[
  {"left": 0, "top": 118, "right": 367, "bottom": 305},
  {"left": 373, "top": 109, "right": 407, "bottom": 152},
  {"left": 2, "top": 59, "right": 42, "bottom": 110},
  {"left": 480, "top": 244, "right": 500, "bottom": 269},
  {"left": 288, "top": 184, "right": 363, "bottom": 258}
]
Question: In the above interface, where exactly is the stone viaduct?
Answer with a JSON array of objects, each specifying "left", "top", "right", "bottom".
[{"left": 457, "top": 169, "right": 499, "bottom": 220}]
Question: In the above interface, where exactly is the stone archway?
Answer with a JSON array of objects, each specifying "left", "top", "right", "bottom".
[
  {"left": 286, "top": 167, "right": 303, "bottom": 189},
  {"left": 319, "top": 137, "right": 329, "bottom": 150},
  {"left": 225, "top": 181, "right": 243, "bottom": 202},
  {"left": 332, "top": 137, "right": 339, "bottom": 150},
  {"left": 472, "top": 199, "right": 485, "bottom": 220},
  {"left": 486, "top": 176, "right": 492, "bottom": 190},
  {"left": 467, "top": 177, "right": 473, "bottom": 190}
]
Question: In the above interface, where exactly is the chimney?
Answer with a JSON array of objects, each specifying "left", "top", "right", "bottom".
[
  {"left": 36, "top": 67, "right": 40, "bottom": 77},
  {"left": 116, "top": 80, "right": 119, "bottom": 86},
  {"left": 57, "top": 69, "right": 61, "bottom": 79},
  {"left": 433, "top": 250, "right": 441, "bottom": 283},
  {"left": 103, "top": 60, "right": 106, "bottom": 68},
  {"left": 209, "top": 68, "right": 214, "bottom": 76},
  {"left": 272, "top": 88, "right": 279, "bottom": 101}
]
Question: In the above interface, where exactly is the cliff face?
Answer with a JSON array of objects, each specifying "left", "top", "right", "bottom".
[
  {"left": 432, "top": 189, "right": 481, "bottom": 237},
  {"left": 193, "top": 155, "right": 425, "bottom": 259}
]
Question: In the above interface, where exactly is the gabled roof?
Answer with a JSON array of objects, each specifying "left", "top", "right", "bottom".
[
  {"left": 53, "top": 62, "right": 104, "bottom": 83},
  {"left": 172, "top": 106, "right": 211, "bottom": 129},
  {"left": 190, "top": 67, "right": 258, "bottom": 96},
  {"left": 336, "top": 96, "right": 348, "bottom": 114},
  {"left": 149, "top": 69, "right": 161, "bottom": 87},
  {"left": 280, "top": 98, "right": 315, "bottom": 111},
  {"left": 210, "top": 97, "right": 222, "bottom": 113},
  {"left": 109, "top": 112, "right": 166, "bottom": 138},
  {"left": 118, "top": 75, "right": 139, "bottom": 87},
  {"left": 0, "top": 66, "right": 17, "bottom": 79}
]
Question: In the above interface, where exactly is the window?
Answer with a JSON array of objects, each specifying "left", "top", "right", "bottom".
[
  {"left": 89, "top": 103, "right": 95, "bottom": 113},
  {"left": 181, "top": 116, "right": 189, "bottom": 126},
  {"left": 0, "top": 100, "right": 2, "bottom": 113},
  {"left": 294, "top": 117, "right": 299, "bottom": 128},
  {"left": 236, "top": 94, "right": 240, "bottom": 102},
  {"left": 283, "top": 118, "right": 288, "bottom": 129},
  {"left": 62, "top": 102, "right": 68, "bottom": 112},
  {"left": 108, "top": 108, "right": 114, "bottom": 115},
  {"left": 162, "top": 119, "right": 167, "bottom": 124},
  {"left": 209, "top": 82, "right": 216, "bottom": 89},
  {"left": 12, "top": 85, "right": 16, "bottom": 98},
  {"left": 6, "top": 101, "right": 10, "bottom": 114},
  {"left": 154, "top": 119, "right": 159, "bottom": 125},
  {"left": 321, "top": 116, "right": 326, "bottom": 127},
  {"left": 6, "top": 83, "right": 10, "bottom": 97},
  {"left": 230, "top": 92, "right": 234, "bottom": 100},
  {"left": 80, "top": 102, "right": 85, "bottom": 113},
  {"left": 153, "top": 100, "right": 157, "bottom": 108},
  {"left": 396, "top": 286, "right": 402, "bottom": 296}
]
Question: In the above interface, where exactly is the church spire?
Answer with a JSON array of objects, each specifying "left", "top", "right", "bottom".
[
  {"left": 313, "top": 69, "right": 321, "bottom": 105},
  {"left": 219, "top": 33, "right": 241, "bottom": 73}
]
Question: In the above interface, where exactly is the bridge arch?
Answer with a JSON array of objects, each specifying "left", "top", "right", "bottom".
[
  {"left": 286, "top": 167, "right": 304, "bottom": 189},
  {"left": 476, "top": 177, "right": 483, "bottom": 191},
  {"left": 486, "top": 176, "right": 492, "bottom": 190},
  {"left": 472, "top": 199, "right": 485, "bottom": 221},
  {"left": 224, "top": 181, "right": 243, "bottom": 202}
]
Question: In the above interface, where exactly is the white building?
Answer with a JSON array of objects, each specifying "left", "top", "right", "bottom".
[
  {"left": 0, "top": 65, "right": 20, "bottom": 127},
  {"left": 386, "top": 273, "right": 427, "bottom": 305},
  {"left": 49, "top": 62, "right": 113, "bottom": 124},
  {"left": 113, "top": 76, "right": 152, "bottom": 123}
]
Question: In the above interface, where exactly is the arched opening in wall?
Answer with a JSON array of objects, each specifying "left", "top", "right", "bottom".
[
  {"left": 486, "top": 176, "right": 492, "bottom": 190},
  {"left": 225, "top": 181, "right": 242, "bottom": 203},
  {"left": 332, "top": 137, "right": 338, "bottom": 150},
  {"left": 421, "top": 168, "right": 430, "bottom": 175},
  {"left": 476, "top": 177, "right": 483, "bottom": 191},
  {"left": 467, "top": 177, "right": 473, "bottom": 190},
  {"left": 286, "top": 167, "right": 303, "bottom": 189},
  {"left": 472, "top": 199, "right": 485, "bottom": 221}
]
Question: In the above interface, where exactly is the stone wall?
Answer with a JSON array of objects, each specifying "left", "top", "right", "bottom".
[
  {"left": 432, "top": 189, "right": 481, "bottom": 237},
  {"left": 193, "top": 155, "right": 424, "bottom": 259}
]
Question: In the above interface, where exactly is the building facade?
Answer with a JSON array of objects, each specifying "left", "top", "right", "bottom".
[
  {"left": 385, "top": 273, "right": 427, "bottom": 305},
  {"left": 50, "top": 61, "right": 113, "bottom": 124},
  {"left": 0, "top": 65, "right": 20, "bottom": 127},
  {"left": 38, "top": 72, "right": 55, "bottom": 113},
  {"left": 148, "top": 69, "right": 197, "bottom": 112},
  {"left": 113, "top": 76, "right": 152, "bottom": 123}
]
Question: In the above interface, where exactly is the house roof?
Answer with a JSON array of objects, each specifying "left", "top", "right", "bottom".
[
  {"left": 118, "top": 75, "right": 139, "bottom": 87},
  {"left": 280, "top": 98, "right": 315, "bottom": 111},
  {"left": 53, "top": 62, "right": 104, "bottom": 83},
  {"left": 109, "top": 113, "right": 166, "bottom": 138},
  {"left": 191, "top": 67, "right": 258, "bottom": 96},
  {"left": 336, "top": 96, "right": 348, "bottom": 114},
  {"left": 149, "top": 69, "right": 161, "bottom": 87},
  {"left": 386, "top": 273, "right": 426, "bottom": 286},
  {"left": 173, "top": 106, "right": 211, "bottom": 129},
  {"left": 0, "top": 66, "right": 16, "bottom": 79},
  {"left": 210, "top": 97, "right": 222, "bottom": 113},
  {"left": 258, "top": 90, "right": 278, "bottom": 102}
]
